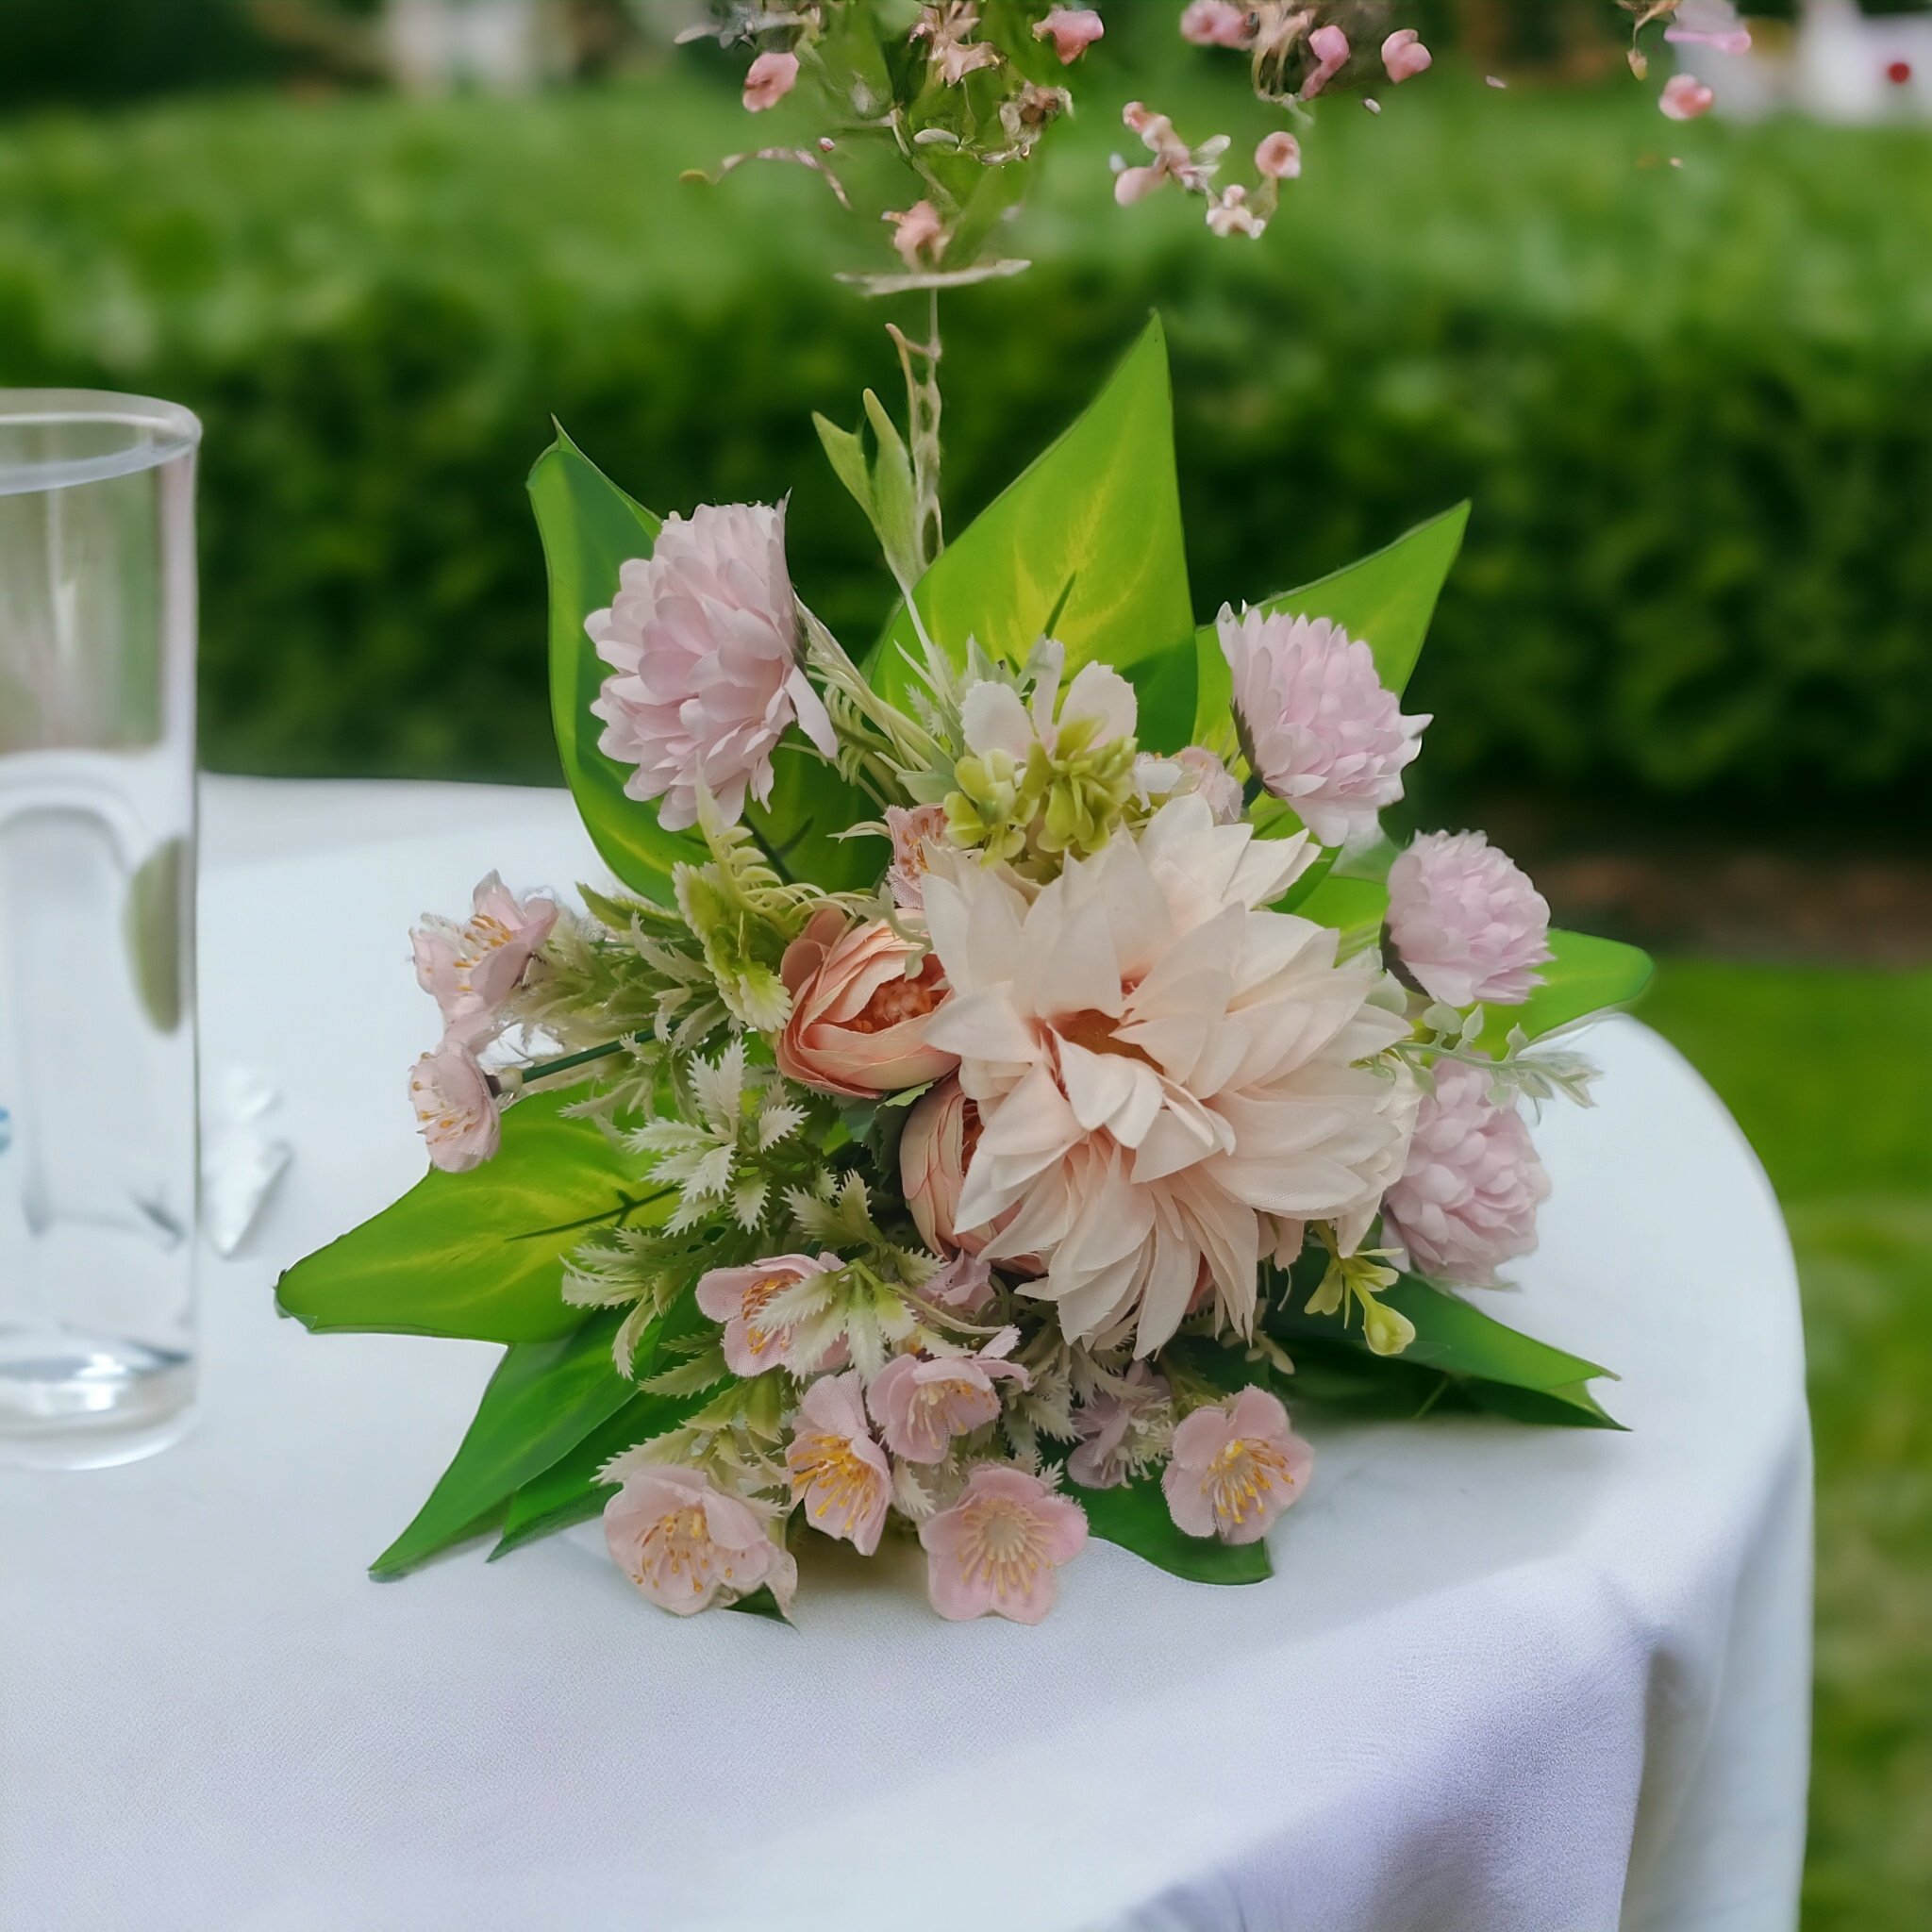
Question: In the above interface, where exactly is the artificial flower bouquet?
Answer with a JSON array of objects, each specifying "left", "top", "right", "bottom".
[{"left": 278, "top": 314, "right": 1651, "bottom": 1624}]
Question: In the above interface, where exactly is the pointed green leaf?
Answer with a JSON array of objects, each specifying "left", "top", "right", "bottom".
[
  {"left": 371, "top": 1308, "right": 640, "bottom": 1577},
  {"left": 275, "top": 1088, "right": 661, "bottom": 1343},
  {"left": 1478, "top": 928, "right": 1655, "bottom": 1056},
  {"left": 870, "top": 317, "right": 1192, "bottom": 708},
  {"left": 1070, "top": 1471, "right": 1274, "bottom": 1585},
  {"left": 812, "top": 410, "right": 874, "bottom": 522}
]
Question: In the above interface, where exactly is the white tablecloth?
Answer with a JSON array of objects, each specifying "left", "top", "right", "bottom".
[{"left": 1, "top": 776, "right": 1811, "bottom": 1932}]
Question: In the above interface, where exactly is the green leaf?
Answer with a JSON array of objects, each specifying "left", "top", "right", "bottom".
[
  {"left": 1287, "top": 874, "right": 1389, "bottom": 955},
  {"left": 1190, "top": 502, "right": 1469, "bottom": 745},
  {"left": 275, "top": 1087, "right": 659, "bottom": 1343},
  {"left": 742, "top": 743, "right": 883, "bottom": 894},
  {"left": 371, "top": 1308, "right": 641, "bottom": 1577},
  {"left": 1070, "top": 1471, "right": 1274, "bottom": 1585},
  {"left": 1479, "top": 927, "right": 1654, "bottom": 1055},
  {"left": 491, "top": 1387, "right": 686, "bottom": 1558},
  {"left": 528, "top": 425, "right": 702, "bottom": 905},
  {"left": 870, "top": 317, "right": 1192, "bottom": 709}
]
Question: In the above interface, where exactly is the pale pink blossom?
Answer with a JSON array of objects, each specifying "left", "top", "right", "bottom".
[
  {"left": 1114, "top": 163, "right": 1167, "bottom": 207},
  {"left": 919, "top": 1463, "right": 1088, "bottom": 1623},
  {"left": 741, "top": 50, "right": 799, "bottom": 110},
  {"left": 1206, "top": 184, "right": 1266, "bottom": 239},
  {"left": 1386, "top": 829, "right": 1552, "bottom": 1009},
  {"left": 696, "top": 1252, "right": 846, "bottom": 1377},
  {"left": 1659, "top": 73, "right": 1715, "bottom": 120},
  {"left": 786, "top": 1372, "right": 891, "bottom": 1554},
  {"left": 1172, "top": 746, "right": 1244, "bottom": 824},
  {"left": 1068, "top": 1360, "right": 1170, "bottom": 1489},
  {"left": 413, "top": 871, "right": 558, "bottom": 1050},
  {"left": 869, "top": 1338, "right": 1028, "bottom": 1463},
  {"left": 587, "top": 503, "right": 836, "bottom": 833},
  {"left": 1163, "top": 1385, "right": 1312, "bottom": 1542},
  {"left": 919, "top": 796, "right": 1411, "bottom": 1354},
  {"left": 1254, "top": 130, "right": 1302, "bottom": 179},
  {"left": 1381, "top": 27, "right": 1432, "bottom": 83},
  {"left": 1218, "top": 606, "right": 1429, "bottom": 848},
  {"left": 885, "top": 199, "right": 947, "bottom": 268},
  {"left": 1301, "top": 22, "right": 1349, "bottom": 97},
  {"left": 604, "top": 1465, "right": 794, "bottom": 1615},
  {"left": 1179, "top": 0, "right": 1252, "bottom": 48},
  {"left": 1381, "top": 1060, "right": 1550, "bottom": 1287},
  {"left": 775, "top": 915, "right": 958, "bottom": 1099},
  {"left": 910, "top": 3, "right": 1001, "bottom": 86},
  {"left": 1034, "top": 7, "right": 1104, "bottom": 62},
  {"left": 1114, "top": 101, "right": 1214, "bottom": 207},
  {"left": 1664, "top": 25, "right": 1749, "bottom": 53},
  {"left": 885, "top": 803, "right": 949, "bottom": 912},
  {"left": 408, "top": 1040, "right": 499, "bottom": 1173},
  {"left": 925, "top": 1247, "right": 995, "bottom": 1311}
]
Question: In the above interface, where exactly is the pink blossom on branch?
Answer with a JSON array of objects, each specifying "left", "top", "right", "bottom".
[
  {"left": 885, "top": 199, "right": 946, "bottom": 268},
  {"left": 1385, "top": 829, "right": 1552, "bottom": 1009},
  {"left": 1301, "top": 23, "right": 1350, "bottom": 99},
  {"left": 919, "top": 1463, "right": 1089, "bottom": 1623},
  {"left": 412, "top": 871, "right": 558, "bottom": 1050},
  {"left": 1659, "top": 73, "right": 1715, "bottom": 119},
  {"left": 1033, "top": 8, "right": 1104, "bottom": 64},
  {"left": 604, "top": 1465, "right": 794, "bottom": 1616},
  {"left": 586, "top": 502, "right": 835, "bottom": 833},
  {"left": 884, "top": 802, "right": 949, "bottom": 912},
  {"left": 868, "top": 1340, "right": 1028, "bottom": 1464},
  {"left": 1380, "top": 1060, "right": 1550, "bottom": 1287},
  {"left": 1179, "top": 0, "right": 1253, "bottom": 48},
  {"left": 1255, "top": 131, "right": 1302, "bottom": 180},
  {"left": 695, "top": 1252, "right": 846, "bottom": 1377},
  {"left": 741, "top": 50, "right": 799, "bottom": 111},
  {"left": 408, "top": 1040, "right": 499, "bottom": 1173},
  {"left": 786, "top": 1372, "right": 891, "bottom": 1554},
  {"left": 1162, "top": 1386, "right": 1313, "bottom": 1542},
  {"left": 1381, "top": 28, "right": 1433, "bottom": 83}
]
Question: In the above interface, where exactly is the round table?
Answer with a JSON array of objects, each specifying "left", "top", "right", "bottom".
[{"left": 0, "top": 776, "right": 1812, "bottom": 1932}]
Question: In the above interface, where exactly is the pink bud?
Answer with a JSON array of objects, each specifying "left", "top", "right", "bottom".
[
  {"left": 1381, "top": 27, "right": 1432, "bottom": 84},
  {"left": 741, "top": 50, "right": 799, "bottom": 113},
  {"left": 1255, "top": 130, "right": 1302, "bottom": 179},
  {"left": 1301, "top": 23, "right": 1349, "bottom": 98},
  {"left": 1179, "top": 0, "right": 1253, "bottom": 49},
  {"left": 884, "top": 199, "right": 946, "bottom": 267},
  {"left": 1033, "top": 7, "right": 1104, "bottom": 64},
  {"left": 1113, "top": 163, "right": 1167, "bottom": 206},
  {"left": 1659, "top": 73, "right": 1715, "bottom": 120}
]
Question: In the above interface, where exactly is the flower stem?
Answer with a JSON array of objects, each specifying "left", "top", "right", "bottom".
[{"left": 515, "top": 1036, "right": 636, "bottom": 1087}]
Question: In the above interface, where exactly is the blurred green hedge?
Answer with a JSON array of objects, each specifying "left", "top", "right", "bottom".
[{"left": 3, "top": 69, "right": 1930, "bottom": 818}]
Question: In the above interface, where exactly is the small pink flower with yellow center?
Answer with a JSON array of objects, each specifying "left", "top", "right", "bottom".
[
  {"left": 603, "top": 1465, "right": 795, "bottom": 1616},
  {"left": 919, "top": 1464, "right": 1089, "bottom": 1624},
  {"left": 695, "top": 1253, "right": 844, "bottom": 1377},
  {"left": 785, "top": 1372, "right": 891, "bottom": 1555},
  {"left": 868, "top": 1336, "right": 1029, "bottom": 1465},
  {"left": 1162, "top": 1387, "right": 1313, "bottom": 1544},
  {"left": 408, "top": 1040, "right": 499, "bottom": 1173}
]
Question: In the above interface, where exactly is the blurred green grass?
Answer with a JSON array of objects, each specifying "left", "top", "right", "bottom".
[{"left": 1641, "top": 966, "right": 1932, "bottom": 1931}]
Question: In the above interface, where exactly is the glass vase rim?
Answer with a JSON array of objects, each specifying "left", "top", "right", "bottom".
[{"left": 0, "top": 389, "right": 201, "bottom": 499}]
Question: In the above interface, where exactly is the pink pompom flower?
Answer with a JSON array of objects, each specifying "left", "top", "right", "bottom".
[
  {"left": 696, "top": 1252, "right": 846, "bottom": 1377},
  {"left": 774, "top": 915, "right": 958, "bottom": 1100},
  {"left": 587, "top": 503, "right": 836, "bottom": 834},
  {"left": 1179, "top": 0, "right": 1251, "bottom": 48},
  {"left": 604, "top": 1465, "right": 795, "bottom": 1616},
  {"left": 1033, "top": 7, "right": 1104, "bottom": 63},
  {"left": 1255, "top": 130, "right": 1302, "bottom": 180},
  {"left": 919, "top": 1464, "right": 1089, "bottom": 1624},
  {"left": 868, "top": 1337, "right": 1028, "bottom": 1464},
  {"left": 1381, "top": 1060, "right": 1551, "bottom": 1288},
  {"left": 1381, "top": 27, "right": 1432, "bottom": 83},
  {"left": 1659, "top": 74, "right": 1715, "bottom": 120},
  {"left": 408, "top": 1040, "right": 499, "bottom": 1173},
  {"left": 786, "top": 1372, "right": 891, "bottom": 1555},
  {"left": 1301, "top": 23, "right": 1349, "bottom": 98},
  {"left": 741, "top": 50, "right": 799, "bottom": 111},
  {"left": 1162, "top": 1386, "right": 1313, "bottom": 1543},
  {"left": 1386, "top": 829, "right": 1553, "bottom": 1009},
  {"left": 1217, "top": 605, "right": 1429, "bottom": 847},
  {"left": 412, "top": 871, "right": 558, "bottom": 1050}
]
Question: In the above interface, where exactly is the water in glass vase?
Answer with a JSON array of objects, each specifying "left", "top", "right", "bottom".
[{"left": 0, "top": 392, "right": 201, "bottom": 1468}]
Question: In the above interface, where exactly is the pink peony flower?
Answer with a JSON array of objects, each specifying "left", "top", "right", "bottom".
[
  {"left": 1179, "top": 0, "right": 1253, "bottom": 49},
  {"left": 1068, "top": 1360, "right": 1169, "bottom": 1490},
  {"left": 1386, "top": 829, "right": 1552, "bottom": 1009},
  {"left": 604, "top": 1465, "right": 794, "bottom": 1615},
  {"left": 412, "top": 872, "right": 558, "bottom": 1050},
  {"left": 919, "top": 1463, "right": 1088, "bottom": 1623},
  {"left": 408, "top": 1040, "right": 499, "bottom": 1173},
  {"left": 1254, "top": 130, "right": 1302, "bottom": 180},
  {"left": 886, "top": 199, "right": 947, "bottom": 267},
  {"left": 1162, "top": 1385, "right": 1313, "bottom": 1542},
  {"left": 741, "top": 49, "right": 799, "bottom": 111},
  {"left": 587, "top": 503, "right": 836, "bottom": 833},
  {"left": 1381, "top": 27, "right": 1432, "bottom": 83},
  {"left": 868, "top": 1338, "right": 1028, "bottom": 1463},
  {"left": 696, "top": 1252, "right": 846, "bottom": 1377},
  {"left": 786, "top": 1371, "right": 891, "bottom": 1555},
  {"left": 1301, "top": 22, "right": 1350, "bottom": 98},
  {"left": 775, "top": 915, "right": 958, "bottom": 1100},
  {"left": 885, "top": 802, "right": 949, "bottom": 912},
  {"left": 1380, "top": 1060, "right": 1550, "bottom": 1287},
  {"left": 1659, "top": 73, "right": 1715, "bottom": 120},
  {"left": 1034, "top": 7, "right": 1104, "bottom": 63},
  {"left": 1218, "top": 606, "right": 1429, "bottom": 848}
]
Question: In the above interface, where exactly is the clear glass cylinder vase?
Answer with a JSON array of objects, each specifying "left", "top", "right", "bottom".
[{"left": 0, "top": 391, "right": 201, "bottom": 1468}]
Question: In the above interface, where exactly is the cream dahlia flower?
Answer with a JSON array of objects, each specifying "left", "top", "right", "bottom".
[{"left": 918, "top": 795, "right": 1416, "bottom": 1354}]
